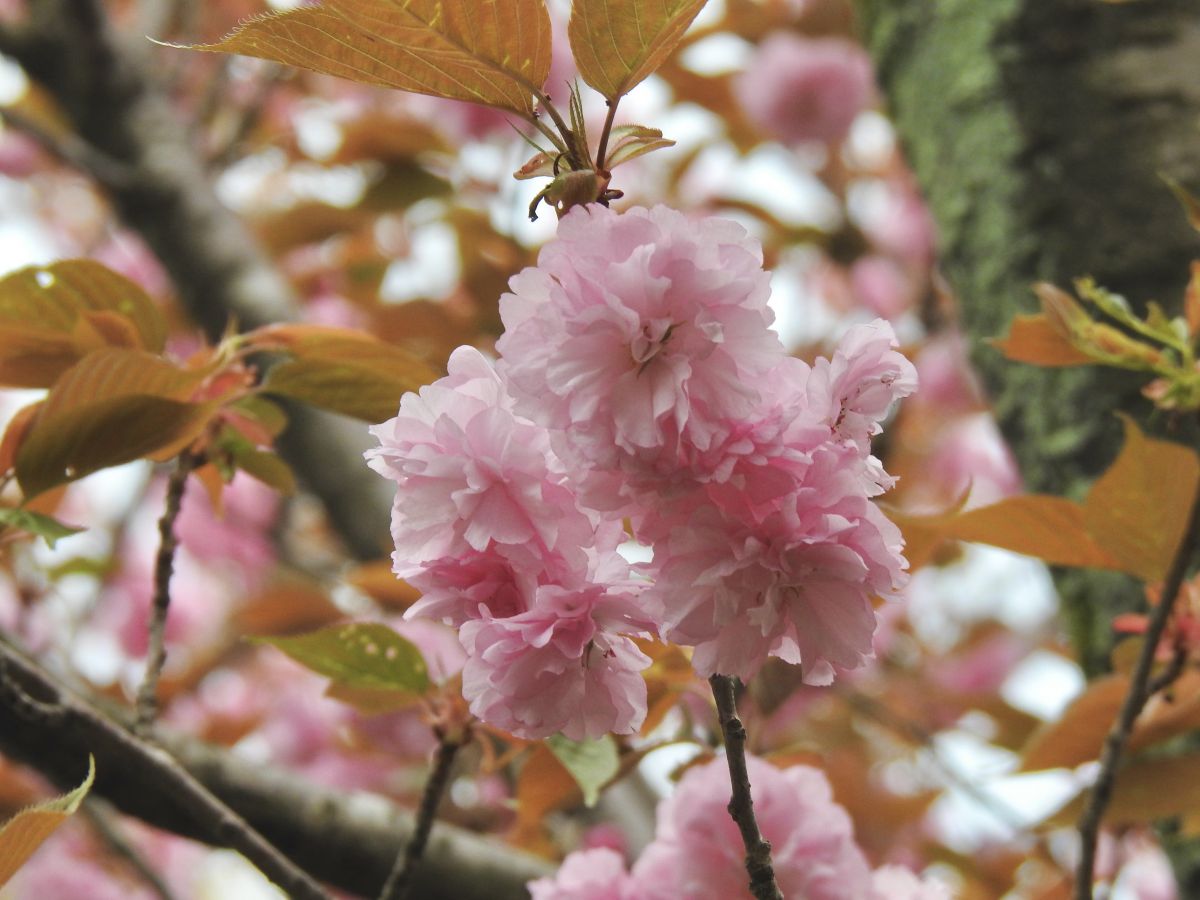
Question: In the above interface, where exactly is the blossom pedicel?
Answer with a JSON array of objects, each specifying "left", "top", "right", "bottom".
[{"left": 369, "top": 204, "right": 915, "bottom": 738}]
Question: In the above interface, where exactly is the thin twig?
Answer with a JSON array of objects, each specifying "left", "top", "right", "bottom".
[
  {"left": 0, "top": 639, "right": 331, "bottom": 899},
  {"left": 82, "top": 798, "right": 179, "bottom": 900},
  {"left": 709, "top": 674, "right": 783, "bottom": 900},
  {"left": 1074, "top": 482, "right": 1200, "bottom": 899},
  {"left": 135, "top": 452, "right": 199, "bottom": 732},
  {"left": 378, "top": 730, "right": 464, "bottom": 900}
]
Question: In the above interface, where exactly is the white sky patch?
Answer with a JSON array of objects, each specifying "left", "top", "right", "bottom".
[
  {"left": 843, "top": 111, "right": 896, "bottom": 171},
  {"left": 679, "top": 33, "right": 753, "bottom": 76},
  {"left": 292, "top": 101, "right": 345, "bottom": 161},
  {"left": 380, "top": 218, "right": 460, "bottom": 302},
  {"left": 0, "top": 56, "right": 28, "bottom": 104},
  {"left": 905, "top": 545, "right": 1058, "bottom": 649},
  {"left": 1002, "top": 649, "right": 1086, "bottom": 721}
]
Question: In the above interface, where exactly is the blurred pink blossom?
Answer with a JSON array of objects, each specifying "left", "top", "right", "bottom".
[
  {"left": 736, "top": 33, "right": 875, "bottom": 146},
  {"left": 633, "top": 756, "right": 872, "bottom": 899},
  {"left": 529, "top": 847, "right": 639, "bottom": 900},
  {"left": 852, "top": 254, "right": 912, "bottom": 321}
]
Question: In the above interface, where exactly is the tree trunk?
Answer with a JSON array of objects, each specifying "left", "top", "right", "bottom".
[{"left": 858, "top": 0, "right": 1200, "bottom": 885}]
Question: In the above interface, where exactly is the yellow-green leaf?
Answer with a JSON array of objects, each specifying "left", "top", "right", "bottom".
[
  {"left": 255, "top": 622, "right": 431, "bottom": 695},
  {"left": 568, "top": 0, "right": 708, "bottom": 100},
  {"left": 545, "top": 734, "right": 618, "bottom": 807},
  {"left": 263, "top": 333, "right": 438, "bottom": 423},
  {"left": 0, "top": 261, "right": 167, "bottom": 387},
  {"left": 14, "top": 349, "right": 215, "bottom": 498},
  {"left": 1084, "top": 416, "right": 1200, "bottom": 582},
  {"left": 943, "top": 495, "right": 1119, "bottom": 570},
  {"left": 0, "top": 756, "right": 94, "bottom": 887},
  {"left": 0, "top": 508, "right": 84, "bottom": 548},
  {"left": 188, "top": 0, "right": 552, "bottom": 117}
]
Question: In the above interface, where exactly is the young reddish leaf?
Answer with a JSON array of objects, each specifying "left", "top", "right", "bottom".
[
  {"left": 545, "top": 734, "right": 619, "bottom": 808},
  {"left": 989, "top": 313, "right": 1094, "bottom": 367},
  {"left": 943, "top": 495, "right": 1119, "bottom": 570},
  {"left": 0, "top": 260, "right": 166, "bottom": 352},
  {"left": 568, "top": 0, "right": 709, "bottom": 100},
  {"left": 14, "top": 349, "right": 215, "bottom": 498},
  {"left": 513, "top": 744, "right": 580, "bottom": 850},
  {"left": 187, "top": 0, "right": 553, "bottom": 118},
  {"left": 1045, "top": 752, "right": 1200, "bottom": 827},
  {"left": 262, "top": 334, "right": 439, "bottom": 423},
  {"left": 16, "top": 395, "right": 214, "bottom": 499},
  {"left": 1084, "top": 416, "right": 1200, "bottom": 582},
  {"left": 0, "top": 756, "right": 94, "bottom": 887},
  {"left": 0, "top": 508, "right": 84, "bottom": 549},
  {"left": 1020, "top": 674, "right": 1127, "bottom": 772},
  {"left": 254, "top": 621, "right": 431, "bottom": 695},
  {"left": 0, "top": 402, "right": 40, "bottom": 475}
]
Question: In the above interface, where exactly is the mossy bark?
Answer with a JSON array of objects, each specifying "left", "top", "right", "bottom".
[
  {"left": 858, "top": 0, "right": 1200, "bottom": 670},
  {"left": 858, "top": 0, "right": 1200, "bottom": 885}
]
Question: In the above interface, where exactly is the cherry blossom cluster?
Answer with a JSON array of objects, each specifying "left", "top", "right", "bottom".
[
  {"left": 368, "top": 204, "right": 915, "bottom": 738},
  {"left": 527, "top": 754, "right": 951, "bottom": 900}
]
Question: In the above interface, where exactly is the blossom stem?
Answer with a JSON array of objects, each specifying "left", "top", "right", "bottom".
[
  {"left": 1074, "top": 479, "right": 1200, "bottom": 899},
  {"left": 594, "top": 97, "right": 620, "bottom": 175},
  {"left": 378, "top": 727, "right": 465, "bottom": 900},
  {"left": 135, "top": 451, "right": 199, "bottom": 733},
  {"left": 709, "top": 674, "right": 783, "bottom": 900}
]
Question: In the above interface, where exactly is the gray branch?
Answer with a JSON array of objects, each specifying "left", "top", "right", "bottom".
[{"left": 0, "top": 638, "right": 549, "bottom": 899}]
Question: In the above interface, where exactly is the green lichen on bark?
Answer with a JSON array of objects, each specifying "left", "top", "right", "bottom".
[{"left": 858, "top": 0, "right": 1200, "bottom": 675}]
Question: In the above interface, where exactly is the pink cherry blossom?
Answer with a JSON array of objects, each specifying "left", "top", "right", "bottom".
[
  {"left": 460, "top": 582, "right": 651, "bottom": 740},
  {"left": 632, "top": 756, "right": 872, "bottom": 900},
  {"left": 367, "top": 346, "right": 597, "bottom": 575},
  {"left": 736, "top": 33, "right": 875, "bottom": 146},
  {"left": 497, "top": 204, "right": 783, "bottom": 512},
  {"left": 528, "top": 848, "right": 638, "bottom": 900},
  {"left": 645, "top": 485, "right": 905, "bottom": 683},
  {"left": 806, "top": 320, "right": 918, "bottom": 454}
]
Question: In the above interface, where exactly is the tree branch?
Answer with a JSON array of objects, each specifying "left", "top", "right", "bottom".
[
  {"left": 1074, "top": 481, "right": 1200, "bottom": 899},
  {"left": 0, "top": 636, "right": 550, "bottom": 898},
  {"left": 709, "top": 674, "right": 782, "bottom": 900},
  {"left": 0, "top": 640, "right": 330, "bottom": 899},
  {"left": 379, "top": 728, "right": 464, "bottom": 900}
]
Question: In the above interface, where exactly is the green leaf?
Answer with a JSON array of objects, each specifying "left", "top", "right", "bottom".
[
  {"left": 232, "top": 447, "right": 297, "bottom": 495},
  {"left": 263, "top": 332, "right": 439, "bottom": 423},
  {"left": 14, "top": 349, "right": 216, "bottom": 498},
  {"left": 568, "top": 0, "right": 709, "bottom": 100},
  {"left": 255, "top": 622, "right": 431, "bottom": 695},
  {"left": 545, "top": 734, "right": 618, "bottom": 807},
  {"left": 0, "top": 508, "right": 84, "bottom": 548},
  {"left": 186, "top": 0, "right": 553, "bottom": 118},
  {"left": 0, "top": 755, "right": 94, "bottom": 887}
]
